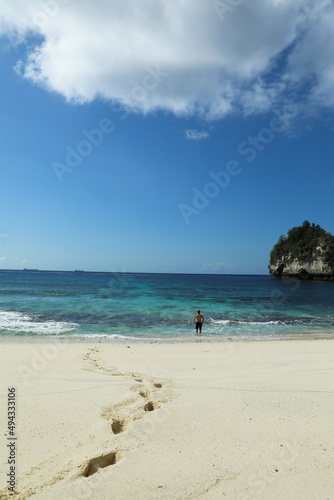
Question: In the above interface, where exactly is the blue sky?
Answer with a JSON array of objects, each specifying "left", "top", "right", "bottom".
[{"left": 0, "top": 0, "right": 334, "bottom": 274}]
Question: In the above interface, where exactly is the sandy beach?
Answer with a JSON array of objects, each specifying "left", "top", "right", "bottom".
[{"left": 0, "top": 338, "right": 333, "bottom": 499}]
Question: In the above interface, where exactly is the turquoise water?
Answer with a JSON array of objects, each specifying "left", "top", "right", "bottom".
[{"left": 0, "top": 270, "right": 334, "bottom": 340}]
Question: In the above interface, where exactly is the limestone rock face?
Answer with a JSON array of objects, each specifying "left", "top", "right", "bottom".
[
  {"left": 269, "top": 222, "right": 334, "bottom": 281},
  {"left": 269, "top": 253, "right": 334, "bottom": 280}
]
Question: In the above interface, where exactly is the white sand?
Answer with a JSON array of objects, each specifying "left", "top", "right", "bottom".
[{"left": 0, "top": 339, "right": 333, "bottom": 499}]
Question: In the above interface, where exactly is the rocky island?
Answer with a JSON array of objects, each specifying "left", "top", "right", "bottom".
[{"left": 269, "top": 221, "right": 334, "bottom": 280}]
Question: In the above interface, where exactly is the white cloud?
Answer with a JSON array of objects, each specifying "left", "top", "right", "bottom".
[
  {"left": 0, "top": 257, "right": 7, "bottom": 261},
  {"left": 185, "top": 129, "right": 209, "bottom": 141},
  {"left": 202, "top": 262, "right": 234, "bottom": 272},
  {"left": 1, "top": 0, "right": 334, "bottom": 119}
]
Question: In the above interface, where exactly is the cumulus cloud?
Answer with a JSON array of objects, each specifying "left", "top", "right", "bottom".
[
  {"left": 1, "top": 0, "right": 334, "bottom": 119},
  {"left": 185, "top": 129, "right": 210, "bottom": 141}
]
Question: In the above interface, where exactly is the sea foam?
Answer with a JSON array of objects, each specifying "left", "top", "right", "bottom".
[{"left": 0, "top": 311, "right": 78, "bottom": 335}]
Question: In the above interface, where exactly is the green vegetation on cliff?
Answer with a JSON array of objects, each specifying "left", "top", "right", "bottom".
[{"left": 270, "top": 221, "right": 334, "bottom": 266}]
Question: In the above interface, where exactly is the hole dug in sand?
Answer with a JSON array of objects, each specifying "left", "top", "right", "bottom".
[
  {"left": 111, "top": 419, "right": 127, "bottom": 435},
  {"left": 83, "top": 451, "right": 119, "bottom": 477}
]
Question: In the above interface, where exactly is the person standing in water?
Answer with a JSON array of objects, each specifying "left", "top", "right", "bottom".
[{"left": 194, "top": 310, "right": 204, "bottom": 334}]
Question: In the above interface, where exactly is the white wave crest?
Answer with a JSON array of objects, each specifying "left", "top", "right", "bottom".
[
  {"left": 208, "top": 317, "right": 281, "bottom": 326},
  {"left": 0, "top": 311, "right": 78, "bottom": 335}
]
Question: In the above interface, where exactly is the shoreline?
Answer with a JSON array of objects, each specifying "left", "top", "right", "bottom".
[
  {"left": 0, "top": 338, "right": 333, "bottom": 499},
  {"left": 1, "top": 330, "right": 334, "bottom": 343}
]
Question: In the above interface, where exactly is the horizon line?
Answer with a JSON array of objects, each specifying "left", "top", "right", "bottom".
[{"left": 0, "top": 268, "right": 269, "bottom": 277}]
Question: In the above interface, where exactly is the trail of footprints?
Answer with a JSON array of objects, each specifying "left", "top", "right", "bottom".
[
  {"left": 0, "top": 348, "right": 169, "bottom": 498},
  {"left": 81, "top": 347, "right": 171, "bottom": 478}
]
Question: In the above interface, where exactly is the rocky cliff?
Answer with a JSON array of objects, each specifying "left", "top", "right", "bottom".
[{"left": 269, "top": 221, "right": 334, "bottom": 280}]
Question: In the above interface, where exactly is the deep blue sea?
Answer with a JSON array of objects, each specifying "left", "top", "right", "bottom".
[{"left": 0, "top": 270, "right": 334, "bottom": 340}]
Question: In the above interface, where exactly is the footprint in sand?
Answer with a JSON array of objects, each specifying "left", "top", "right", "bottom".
[
  {"left": 111, "top": 419, "right": 127, "bottom": 435},
  {"left": 83, "top": 451, "right": 120, "bottom": 477},
  {"left": 144, "top": 401, "right": 159, "bottom": 412},
  {"left": 139, "top": 389, "right": 149, "bottom": 398}
]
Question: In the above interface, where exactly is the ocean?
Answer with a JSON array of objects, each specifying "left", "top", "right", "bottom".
[{"left": 0, "top": 270, "right": 333, "bottom": 341}]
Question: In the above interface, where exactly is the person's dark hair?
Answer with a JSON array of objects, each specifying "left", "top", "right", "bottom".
[{"left": 198, "top": 310, "right": 200, "bottom": 313}]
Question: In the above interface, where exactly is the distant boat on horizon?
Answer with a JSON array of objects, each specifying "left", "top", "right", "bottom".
[
  {"left": 74, "top": 270, "right": 84, "bottom": 273},
  {"left": 23, "top": 268, "right": 39, "bottom": 271}
]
